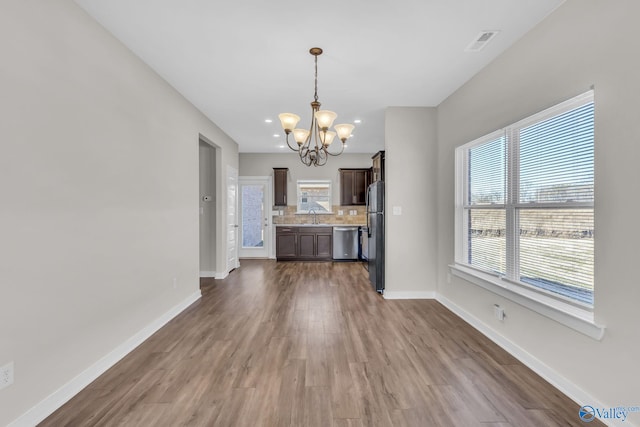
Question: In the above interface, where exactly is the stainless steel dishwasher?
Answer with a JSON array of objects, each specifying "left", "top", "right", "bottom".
[{"left": 333, "top": 226, "right": 359, "bottom": 260}]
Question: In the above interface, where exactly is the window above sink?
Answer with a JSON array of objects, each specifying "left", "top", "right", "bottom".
[{"left": 296, "top": 180, "right": 333, "bottom": 213}]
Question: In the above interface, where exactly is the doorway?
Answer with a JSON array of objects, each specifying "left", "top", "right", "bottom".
[
  {"left": 199, "top": 139, "right": 219, "bottom": 277},
  {"left": 239, "top": 177, "right": 271, "bottom": 258}
]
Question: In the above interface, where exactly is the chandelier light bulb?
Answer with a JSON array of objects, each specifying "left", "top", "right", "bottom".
[
  {"left": 321, "top": 131, "right": 336, "bottom": 146},
  {"left": 315, "top": 110, "right": 337, "bottom": 131},
  {"left": 293, "top": 128, "right": 310, "bottom": 145},
  {"left": 278, "top": 113, "right": 300, "bottom": 133},
  {"left": 334, "top": 123, "right": 355, "bottom": 142}
]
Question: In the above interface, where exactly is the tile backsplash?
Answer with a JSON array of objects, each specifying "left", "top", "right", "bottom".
[{"left": 273, "top": 205, "right": 366, "bottom": 225}]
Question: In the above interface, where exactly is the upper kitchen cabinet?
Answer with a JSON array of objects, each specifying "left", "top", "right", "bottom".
[
  {"left": 339, "top": 168, "right": 370, "bottom": 205},
  {"left": 372, "top": 150, "right": 385, "bottom": 182},
  {"left": 273, "top": 168, "right": 288, "bottom": 206}
]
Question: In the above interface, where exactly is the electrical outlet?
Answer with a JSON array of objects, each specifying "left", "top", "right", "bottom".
[
  {"left": 173, "top": 277, "right": 178, "bottom": 289},
  {"left": 0, "top": 362, "right": 14, "bottom": 390},
  {"left": 493, "top": 304, "right": 505, "bottom": 321}
]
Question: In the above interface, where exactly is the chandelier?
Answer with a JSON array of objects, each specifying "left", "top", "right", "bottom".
[{"left": 278, "top": 47, "right": 354, "bottom": 167}]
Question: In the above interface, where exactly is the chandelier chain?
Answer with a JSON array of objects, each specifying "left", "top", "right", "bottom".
[{"left": 314, "top": 54, "right": 319, "bottom": 103}]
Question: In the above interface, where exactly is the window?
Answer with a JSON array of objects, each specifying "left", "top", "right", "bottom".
[
  {"left": 455, "top": 91, "right": 594, "bottom": 310},
  {"left": 297, "top": 180, "right": 332, "bottom": 213}
]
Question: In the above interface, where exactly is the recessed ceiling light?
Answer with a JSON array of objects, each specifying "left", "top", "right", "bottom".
[
  {"left": 273, "top": 134, "right": 280, "bottom": 138},
  {"left": 265, "top": 119, "right": 273, "bottom": 123},
  {"left": 278, "top": 145, "right": 285, "bottom": 149},
  {"left": 354, "top": 119, "right": 362, "bottom": 124}
]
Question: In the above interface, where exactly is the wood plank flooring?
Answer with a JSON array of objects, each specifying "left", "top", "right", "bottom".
[{"left": 41, "top": 260, "right": 601, "bottom": 426}]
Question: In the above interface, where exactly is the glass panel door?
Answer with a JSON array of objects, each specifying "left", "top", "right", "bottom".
[
  {"left": 239, "top": 178, "right": 270, "bottom": 258},
  {"left": 242, "top": 184, "right": 265, "bottom": 248}
]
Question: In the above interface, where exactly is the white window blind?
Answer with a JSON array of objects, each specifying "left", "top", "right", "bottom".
[
  {"left": 456, "top": 90, "right": 594, "bottom": 308},
  {"left": 514, "top": 100, "right": 594, "bottom": 304}
]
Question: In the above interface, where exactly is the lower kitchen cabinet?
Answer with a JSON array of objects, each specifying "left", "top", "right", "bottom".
[
  {"left": 276, "top": 226, "right": 333, "bottom": 261},
  {"left": 316, "top": 234, "right": 332, "bottom": 258},
  {"left": 298, "top": 232, "right": 316, "bottom": 258},
  {"left": 275, "top": 230, "right": 297, "bottom": 259}
]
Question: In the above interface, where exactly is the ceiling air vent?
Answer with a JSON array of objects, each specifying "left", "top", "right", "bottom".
[{"left": 465, "top": 30, "right": 500, "bottom": 52}]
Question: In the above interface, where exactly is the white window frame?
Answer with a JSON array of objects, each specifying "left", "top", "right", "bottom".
[
  {"left": 451, "top": 90, "right": 605, "bottom": 340},
  {"left": 296, "top": 179, "right": 333, "bottom": 214}
]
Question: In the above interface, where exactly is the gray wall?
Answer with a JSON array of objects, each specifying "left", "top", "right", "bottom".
[
  {"left": 436, "top": 0, "right": 640, "bottom": 411},
  {"left": 239, "top": 153, "right": 374, "bottom": 205},
  {"left": 0, "top": 0, "right": 238, "bottom": 425},
  {"left": 384, "top": 107, "right": 438, "bottom": 297}
]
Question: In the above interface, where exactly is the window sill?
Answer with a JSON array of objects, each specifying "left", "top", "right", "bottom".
[{"left": 448, "top": 264, "right": 605, "bottom": 341}]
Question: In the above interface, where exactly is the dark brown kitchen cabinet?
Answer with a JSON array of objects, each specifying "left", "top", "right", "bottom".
[
  {"left": 298, "top": 232, "right": 316, "bottom": 258},
  {"left": 276, "top": 226, "right": 333, "bottom": 260},
  {"left": 372, "top": 150, "right": 385, "bottom": 182},
  {"left": 316, "top": 233, "right": 333, "bottom": 258},
  {"left": 273, "top": 168, "right": 288, "bottom": 206},
  {"left": 339, "top": 168, "right": 370, "bottom": 205},
  {"left": 275, "top": 227, "right": 297, "bottom": 259}
]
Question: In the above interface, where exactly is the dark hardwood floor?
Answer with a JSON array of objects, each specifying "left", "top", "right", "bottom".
[{"left": 41, "top": 260, "right": 601, "bottom": 426}]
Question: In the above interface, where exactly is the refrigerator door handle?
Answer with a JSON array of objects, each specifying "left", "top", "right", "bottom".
[
  {"left": 365, "top": 185, "right": 370, "bottom": 233},
  {"left": 365, "top": 185, "right": 370, "bottom": 212},
  {"left": 366, "top": 213, "right": 369, "bottom": 235}
]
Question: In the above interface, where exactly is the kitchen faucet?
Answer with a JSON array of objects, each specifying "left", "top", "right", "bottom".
[{"left": 308, "top": 207, "right": 318, "bottom": 224}]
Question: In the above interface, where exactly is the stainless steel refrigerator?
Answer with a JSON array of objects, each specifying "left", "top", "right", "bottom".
[{"left": 366, "top": 181, "right": 384, "bottom": 293}]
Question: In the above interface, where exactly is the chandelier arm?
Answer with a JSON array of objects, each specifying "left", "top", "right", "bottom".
[
  {"left": 300, "top": 147, "right": 312, "bottom": 166},
  {"left": 324, "top": 142, "right": 346, "bottom": 157},
  {"left": 300, "top": 145, "right": 315, "bottom": 167},
  {"left": 316, "top": 148, "right": 328, "bottom": 166},
  {"left": 300, "top": 129, "right": 312, "bottom": 156},
  {"left": 284, "top": 133, "right": 300, "bottom": 152},
  {"left": 314, "top": 128, "right": 322, "bottom": 153},
  {"left": 299, "top": 145, "right": 309, "bottom": 159}
]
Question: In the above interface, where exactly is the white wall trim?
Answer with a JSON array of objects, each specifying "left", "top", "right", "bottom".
[
  {"left": 200, "top": 270, "right": 228, "bottom": 280},
  {"left": 8, "top": 291, "right": 202, "bottom": 427},
  {"left": 434, "top": 294, "right": 621, "bottom": 427},
  {"left": 383, "top": 291, "right": 436, "bottom": 300},
  {"left": 200, "top": 270, "right": 216, "bottom": 277}
]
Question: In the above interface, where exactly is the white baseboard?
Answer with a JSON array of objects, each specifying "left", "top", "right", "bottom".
[
  {"left": 200, "top": 271, "right": 228, "bottom": 280},
  {"left": 435, "top": 294, "right": 623, "bottom": 427},
  {"left": 383, "top": 291, "right": 436, "bottom": 300},
  {"left": 9, "top": 291, "right": 202, "bottom": 427}
]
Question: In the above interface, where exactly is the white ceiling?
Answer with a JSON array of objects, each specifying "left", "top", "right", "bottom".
[{"left": 75, "top": 0, "right": 563, "bottom": 154}]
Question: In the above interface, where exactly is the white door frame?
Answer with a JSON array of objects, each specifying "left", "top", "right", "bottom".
[
  {"left": 226, "top": 165, "right": 239, "bottom": 273},
  {"left": 239, "top": 176, "right": 271, "bottom": 258}
]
